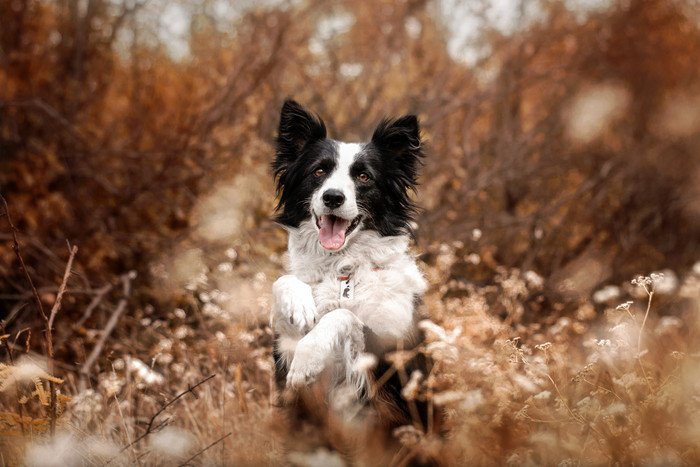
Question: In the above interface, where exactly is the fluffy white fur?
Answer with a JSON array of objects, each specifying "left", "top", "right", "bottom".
[{"left": 272, "top": 219, "right": 427, "bottom": 395}]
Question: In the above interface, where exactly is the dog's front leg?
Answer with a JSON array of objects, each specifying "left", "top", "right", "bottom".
[
  {"left": 271, "top": 275, "right": 318, "bottom": 336},
  {"left": 286, "top": 308, "right": 365, "bottom": 388}
]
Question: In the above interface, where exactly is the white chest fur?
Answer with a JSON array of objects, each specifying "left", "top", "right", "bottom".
[{"left": 286, "top": 221, "right": 427, "bottom": 353}]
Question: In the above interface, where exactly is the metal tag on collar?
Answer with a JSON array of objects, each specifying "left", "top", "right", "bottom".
[{"left": 338, "top": 274, "right": 354, "bottom": 300}]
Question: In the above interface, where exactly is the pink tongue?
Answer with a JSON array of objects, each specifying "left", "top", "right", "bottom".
[{"left": 318, "top": 215, "right": 350, "bottom": 250}]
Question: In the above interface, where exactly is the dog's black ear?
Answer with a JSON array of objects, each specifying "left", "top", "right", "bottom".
[
  {"left": 372, "top": 115, "right": 422, "bottom": 161},
  {"left": 372, "top": 115, "right": 424, "bottom": 187},
  {"left": 273, "top": 100, "right": 327, "bottom": 183}
]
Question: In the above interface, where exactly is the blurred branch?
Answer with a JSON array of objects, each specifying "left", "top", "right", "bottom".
[
  {"left": 45, "top": 243, "right": 78, "bottom": 435},
  {"left": 74, "top": 282, "right": 114, "bottom": 329},
  {"left": 0, "top": 287, "right": 102, "bottom": 300},
  {"left": 106, "top": 373, "right": 218, "bottom": 463},
  {"left": 79, "top": 270, "right": 136, "bottom": 379},
  {"left": 0, "top": 98, "right": 92, "bottom": 148},
  {"left": 142, "top": 373, "right": 217, "bottom": 436},
  {"left": 106, "top": 0, "right": 150, "bottom": 46},
  {"left": 194, "top": 15, "right": 291, "bottom": 138},
  {"left": 1, "top": 195, "right": 48, "bottom": 324},
  {"left": 3, "top": 191, "right": 80, "bottom": 435},
  {"left": 178, "top": 431, "right": 232, "bottom": 467},
  {"left": 48, "top": 243, "right": 78, "bottom": 331}
]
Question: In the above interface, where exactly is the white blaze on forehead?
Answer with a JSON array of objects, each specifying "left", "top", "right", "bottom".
[
  {"left": 312, "top": 142, "right": 362, "bottom": 220},
  {"left": 324, "top": 142, "right": 362, "bottom": 194}
]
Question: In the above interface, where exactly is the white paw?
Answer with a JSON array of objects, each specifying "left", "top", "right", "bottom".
[
  {"left": 273, "top": 276, "right": 317, "bottom": 335},
  {"left": 286, "top": 339, "right": 328, "bottom": 388}
]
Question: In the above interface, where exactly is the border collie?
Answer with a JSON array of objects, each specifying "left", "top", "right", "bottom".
[{"left": 270, "top": 99, "right": 428, "bottom": 426}]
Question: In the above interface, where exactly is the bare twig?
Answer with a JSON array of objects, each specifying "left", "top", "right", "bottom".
[
  {"left": 46, "top": 244, "right": 78, "bottom": 435},
  {"left": 1, "top": 193, "right": 47, "bottom": 322},
  {"left": 13, "top": 327, "right": 31, "bottom": 352},
  {"left": 107, "top": 0, "right": 150, "bottom": 46},
  {"left": 4, "top": 341, "right": 82, "bottom": 373},
  {"left": 106, "top": 374, "right": 218, "bottom": 464},
  {"left": 48, "top": 243, "right": 78, "bottom": 331},
  {"left": 1, "top": 99, "right": 91, "bottom": 146},
  {"left": 636, "top": 285, "right": 655, "bottom": 393},
  {"left": 4, "top": 302, "right": 27, "bottom": 327},
  {"left": 74, "top": 282, "right": 114, "bottom": 329},
  {"left": 177, "top": 432, "right": 232, "bottom": 467},
  {"left": 1, "top": 193, "right": 78, "bottom": 435},
  {"left": 141, "top": 374, "right": 217, "bottom": 437},
  {"left": 0, "top": 286, "right": 107, "bottom": 301},
  {"left": 80, "top": 271, "right": 136, "bottom": 378}
]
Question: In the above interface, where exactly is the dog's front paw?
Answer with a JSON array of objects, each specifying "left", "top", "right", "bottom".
[
  {"left": 273, "top": 275, "right": 317, "bottom": 334},
  {"left": 286, "top": 338, "right": 328, "bottom": 388}
]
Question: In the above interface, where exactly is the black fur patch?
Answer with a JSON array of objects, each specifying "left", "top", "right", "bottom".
[{"left": 272, "top": 99, "right": 334, "bottom": 227}]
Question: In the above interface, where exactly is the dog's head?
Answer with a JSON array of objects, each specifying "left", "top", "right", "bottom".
[{"left": 272, "top": 99, "right": 423, "bottom": 252}]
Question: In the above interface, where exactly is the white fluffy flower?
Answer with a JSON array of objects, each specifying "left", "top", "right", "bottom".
[
  {"left": 149, "top": 427, "right": 195, "bottom": 459},
  {"left": 593, "top": 285, "right": 621, "bottom": 304},
  {"left": 127, "top": 358, "right": 164, "bottom": 385},
  {"left": 25, "top": 434, "right": 80, "bottom": 467},
  {"left": 418, "top": 319, "right": 461, "bottom": 344}
]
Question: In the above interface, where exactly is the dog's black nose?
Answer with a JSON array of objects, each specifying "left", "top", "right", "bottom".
[{"left": 322, "top": 189, "right": 345, "bottom": 208}]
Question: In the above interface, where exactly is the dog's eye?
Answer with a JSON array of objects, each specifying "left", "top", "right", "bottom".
[
  {"left": 314, "top": 168, "right": 325, "bottom": 177},
  {"left": 356, "top": 173, "right": 371, "bottom": 183}
]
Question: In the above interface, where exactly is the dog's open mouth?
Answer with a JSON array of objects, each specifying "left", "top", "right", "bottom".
[{"left": 315, "top": 214, "right": 362, "bottom": 251}]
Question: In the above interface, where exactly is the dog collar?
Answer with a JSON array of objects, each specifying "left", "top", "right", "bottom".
[
  {"left": 338, "top": 275, "right": 354, "bottom": 300},
  {"left": 335, "top": 265, "right": 382, "bottom": 280},
  {"left": 336, "top": 266, "right": 383, "bottom": 300}
]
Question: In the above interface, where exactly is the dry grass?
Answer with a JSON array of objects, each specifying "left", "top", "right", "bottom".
[
  {"left": 1, "top": 240, "right": 698, "bottom": 465},
  {"left": 2, "top": 0, "right": 700, "bottom": 465}
]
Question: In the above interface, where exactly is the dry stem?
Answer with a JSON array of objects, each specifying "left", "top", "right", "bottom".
[
  {"left": 80, "top": 271, "right": 135, "bottom": 381},
  {"left": 107, "top": 373, "right": 218, "bottom": 463},
  {"left": 0, "top": 194, "right": 47, "bottom": 323},
  {"left": 177, "top": 431, "right": 232, "bottom": 467},
  {"left": 1, "top": 193, "right": 78, "bottom": 435},
  {"left": 636, "top": 286, "right": 655, "bottom": 393},
  {"left": 74, "top": 282, "right": 114, "bottom": 329}
]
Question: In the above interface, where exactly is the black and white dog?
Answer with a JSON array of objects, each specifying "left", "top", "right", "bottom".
[{"left": 271, "top": 100, "right": 428, "bottom": 424}]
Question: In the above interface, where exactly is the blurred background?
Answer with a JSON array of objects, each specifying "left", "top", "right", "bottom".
[{"left": 1, "top": 0, "right": 699, "bottom": 465}]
